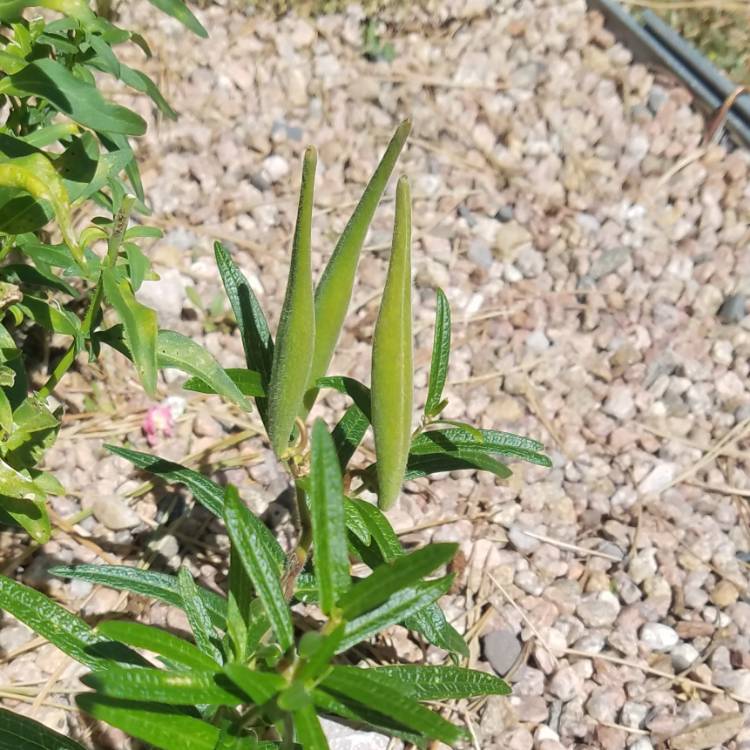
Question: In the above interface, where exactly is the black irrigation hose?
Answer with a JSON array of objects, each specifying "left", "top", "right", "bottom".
[{"left": 588, "top": 0, "right": 750, "bottom": 148}]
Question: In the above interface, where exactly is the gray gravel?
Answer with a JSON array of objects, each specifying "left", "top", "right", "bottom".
[{"left": 1, "top": 0, "right": 749, "bottom": 747}]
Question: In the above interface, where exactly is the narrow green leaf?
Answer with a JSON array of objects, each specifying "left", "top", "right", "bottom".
[
  {"left": 0, "top": 59, "right": 146, "bottom": 135},
  {"left": 222, "top": 664, "right": 285, "bottom": 705},
  {"left": 341, "top": 665, "right": 509, "bottom": 700},
  {"left": 97, "top": 620, "right": 220, "bottom": 671},
  {"left": 322, "top": 666, "right": 464, "bottom": 745},
  {"left": 226, "top": 547, "right": 253, "bottom": 663},
  {"left": 331, "top": 403, "right": 369, "bottom": 470},
  {"left": 267, "top": 148, "right": 316, "bottom": 456},
  {"left": 343, "top": 497, "right": 370, "bottom": 545},
  {"left": 411, "top": 427, "right": 550, "bottom": 466},
  {"left": 403, "top": 450, "right": 512, "bottom": 480},
  {"left": 296, "top": 625, "right": 344, "bottom": 685},
  {"left": 102, "top": 267, "right": 157, "bottom": 396},
  {"left": 183, "top": 368, "right": 265, "bottom": 397},
  {"left": 214, "top": 242, "right": 273, "bottom": 423},
  {"left": 76, "top": 695, "right": 219, "bottom": 750},
  {"left": 104, "top": 445, "right": 285, "bottom": 570},
  {"left": 404, "top": 605, "right": 468, "bottom": 659},
  {"left": 156, "top": 329, "right": 251, "bottom": 410},
  {"left": 0, "top": 574, "right": 143, "bottom": 670},
  {"left": 49, "top": 564, "right": 227, "bottom": 630},
  {"left": 424, "top": 288, "right": 451, "bottom": 418},
  {"left": 224, "top": 486, "right": 293, "bottom": 651},
  {"left": 82, "top": 668, "right": 242, "bottom": 706},
  {"left": 146, "top": 0, "right": 208, "bottom": 37},
  {"left": 177, "top": 568, "right": 223, "bottom": 664},
  {"left": 371, "top": 176, "right": 413, "bottom": 510},
  {"left": 293, "top": 704, "right": 328, "bottom": 750},
  {"left": 339, "top": 543, "right": 456, "bottom": 620},
  {"left": 309, "top": 420, "right": 349, "bottom": 614},
  {"left": 0, "top": 706, "right": 86, "bottom": 749},
  {"left": 316, "top": 376, "right": 371, "bottom": 419},
  {"left": 339, "top": 575, "right": 454, "bottom": 653},
  {"left": 307, "top": 121, "right": 411, "bottom": 410}
]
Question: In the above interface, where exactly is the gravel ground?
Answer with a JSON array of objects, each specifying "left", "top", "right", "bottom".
[{"left": 2, "top": 1, "right": 750, "bottom": 748}]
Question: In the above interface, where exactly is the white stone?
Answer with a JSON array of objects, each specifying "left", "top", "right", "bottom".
[
  {"left": 602, "top": 384, "right": 635, "bottom": 420},
  {"left": 639, "top": 623, "right": 679, "bottom": 652},
  {"left": 576, "top": 591, "right": 621, "bottom": 627},
  {"left": 637, "top": 462, "right": 676, "bottom": 495},
  {"left": 321, "top": 718, "right": 389, "bottom": 749},
  {"left": 261, "top": 154, "right": 290, "bottom": 183},
  {"left": 671, "top": 642, "right": 699, "bottom": 671}
]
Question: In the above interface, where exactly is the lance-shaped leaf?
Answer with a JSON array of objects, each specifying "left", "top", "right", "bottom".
[
  {"left": 0, "top": 153, "right": 80, "bottom": 263},
  {"left": 76, "top": 695, "right": 220, "bottom": 750},
  {"left": 0, "top": 706, "right": 86, "bottom": 750},
  {"left": 321, "top": 666, "right": 465, "bottom": 746},
  {"left": 82, "top": 668, "right": 244, "bottom": 706},
  {"left": 97, "top": 620, "right": 219, "bottom": 672},
  {"left": 306, "top": 120, "right": 411, "bottom": 411},
  {"left": 146, "top": 0, "right": 208, "bottom": 37},
  {"left": 183, "top": 368, "right": 265, "bottom": 397},
  {"left": 102, "top": 268, "right": 158, "bottom": 397},
  {"left": 0, "top": 58, "right": 146, "bottom": 135},
  {"left": 177, "top": 568, "right": 223, "bottom": 664},
  {"left": 267, "top": 148, "right": 316, "bottom": 457},
  {"left": 50, "top": 564, "right": 227, "bottom": 629},
  {"left": 341, "top": 665, "right": 510, "bottom": 700},
  {"left": 309, "top": 419, "right": 349, "bottom": 615},
  {"left": 0, "top": 574, "right": 144, "bottom": 670},
  {"left": 371, "top": 176, "right": 413, "bottom": 510},
  {"left": 402, "top": 450, "right": 512, "bottom": 481},
  {"left": 224, "top": 486, "right": 293, "bottom": 651},
  {"left": 339, "top": 575, "right": 454, "bottom": 653},
  {"left": 292, "top": 704, "right": 328, "bottom": 750},
  {"left": 104, "top": 444, "right": 285, "bottom": 561},
  {"left": 338, "top": 543, "right": 456, "bottom": 620},
  {"left": 214, "top": 241, "right": 273, "bottom": 422},
  {"left": 222, "top": 664, "right": 285, "bottom": 706},
  {"left": 155, "top": 329, "right": 251, "bottom": 411},
  {"left": 424, "top": 288, "right": 451, "bottom": 418}
]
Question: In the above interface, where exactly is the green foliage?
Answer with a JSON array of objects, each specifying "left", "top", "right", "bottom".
[
  {"left": 0, "top": 0, "right": 205, "bottom": 540},
  {"left": 0, "top": 124, "right": 551, "bottom": 747}
]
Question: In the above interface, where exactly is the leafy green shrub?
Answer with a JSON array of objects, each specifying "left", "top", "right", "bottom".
[
  {"left": 0, "top": 124, "right": 551, "bottom": 747},
  {"left": 0, "top": 0, "right": 207, "bottom": 541}
]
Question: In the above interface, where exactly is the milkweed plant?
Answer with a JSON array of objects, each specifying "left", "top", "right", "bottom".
[{"left": 0, "top": 121, "right": 552, "bottom": 748}]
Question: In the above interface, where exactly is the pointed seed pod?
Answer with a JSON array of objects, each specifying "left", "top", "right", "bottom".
[
  {"left": 267, "top": 147, "right": 317, "bottom": 457},
  {"left": 371, "top": 175, "right": 413, "bottom": 510},
  {"left": 304, "top": 120, "right": 411, "bottom": 413}
]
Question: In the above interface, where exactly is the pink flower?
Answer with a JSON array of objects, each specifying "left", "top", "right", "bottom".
[{"left": 142, "top": 403, "right": 174, "bottom": 446}]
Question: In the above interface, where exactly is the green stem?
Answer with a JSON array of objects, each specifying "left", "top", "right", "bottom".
[{"left": 37, "top": 196, "right": 135, "bottom": 399}]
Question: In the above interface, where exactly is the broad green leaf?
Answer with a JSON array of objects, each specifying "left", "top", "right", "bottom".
[
  {"left": 50, "top": 564, "right": 227, "bottom": 630},
  {"left": 321, "top": 666, "right": 464, "bottom": 745},
  {"left": 410, "top": 427, "right": 550, "bottom": 466},
  {"left": 146, "top": 0, "right": 208, "bottom": 37},
  {"left": 0, "top": 324, "right": 27, "bottom": 408},
  {"left": 76, "top": 695, "right": 219, "bottom": 750},
  {"left": 403, "top": 604, "right": 468, "bottom": 658},
  {"left": 0, "top": 153, "right": 80, "bottom": 262},
  {"left": 344, "top": 665, "right": 509, "bottom": 700},
  {"left": 0, "top": 262, "right": 77, "bottom": 296},
  {"left": 338, "top": 543, "right": 456, "bottom": 620},
  {"left": 267, "top": 148, "right": 316, "bottom": 457},
  {"left": 104, "top": 445, "right": 285, "bottom": 569},
  {"left": 214, "top": 242, "right": 273, "bottom": 423},
  {"left": 224, "top": 486, "right": 293, "bottom": 651},
  {"left": 307, "top": 120, "right": 410, "bottom": 411},
  {"left": 97, "top": 620, "right": 219, "bottom": 672},
  {"left": 177, "top": 568, "right": 223, "bottom": 664},
  {"left": 0, "top": 574, "right": 144, "bottom": 670},
  {"left": 0, "top": 706, "right": 86, "bottom": 749},
  {"left": 17, "top": 295, "right": 81, "bottom": 338},
  {"left": 0, "top": 59, "right": 146, "bottom": 135},
  {"left": 309, "top": 420, "right": 349, "bottom": 614},
  {"left": 102, "top": 267, "right": 157, "bottom": 396},
  {"left": 424, "top": 288, "right": 451, "bottom": 418},
  {"left": 371, "top": 176, "right": 413, "bottom": 510},
  {"left": 22, "top": 122, "right": 78, "bottom": 149},
  {"left": 1, "top": 492, "right": 50, "bottom": 543},
  {"left": 292, "top": 704, "right": 328, "bottom": 750},
  {"left": 0, "top": 389, "right": 11, "bottom": 437},
  {"left": 125, "top": 242, "right": 149, "bottom": 290},
  {"left": 339, "top": 575, "right": 454, "bottom": 653},
  {"left": 82, "top": 668, "right": 243, "bottom": 706},
  {"left": 183, "top": 368, "right": 265, "bottom": 397},
  {"left": 155, "top": 329, "right": 251, "bottom": 410},
  {"left": 222, "top": 664, "right": 285, "bottom": 705}
]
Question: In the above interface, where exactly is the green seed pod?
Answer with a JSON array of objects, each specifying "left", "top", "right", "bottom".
[
  {"left": 267, "top": 147, "right": 317, "bottom": 457},
  {"left": 371, "top": 175, "right": 413, "bottom": 510},
  {"left": 304, "top": 120, "right": 411, "bottom": 413}
]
